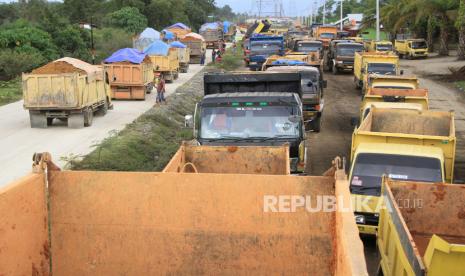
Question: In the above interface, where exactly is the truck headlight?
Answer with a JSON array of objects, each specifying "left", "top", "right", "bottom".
[{"left": 355, "top": 214, "right": 365, "bottom": 224}]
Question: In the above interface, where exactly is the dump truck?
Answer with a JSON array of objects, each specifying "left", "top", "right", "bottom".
[
  {"left": 315, "top": 25, "right": 338, "bottom": 48},
  {"left": 377, "top": 179, "right": 465, "bottom": 275},
  {"left": 187, "top": 72, "right": 307, "bottom": 172},
  {"left": 266, "top": 66, "right": 327, "bottom": 132},
  {"left": 349, "top": 108, "right": 456, "bottom": 235},
  {"left": 395, "top": 39, "right": 428, "bottom": 59},
  {"left": 245, "top": 34, "right": 285, "bottom": 70},
  {"left": 0, "top": 149, "right": 368, "bottom": 275},
  {"left": 325, "top": 41, "right": 364, "bottom": 73},
  {"left": 354, "top": 52, "right": 400, "bottom": 89},
  {"left": 149, "top": 48, "right": 179, "bottom": 82},
  {"left": 287, "top": 39, "right": 324, "bottom": 69},
  {"left": 364, "top": 74, "right": 420, "bottom": 93},
  {"left": 173, "top": 46, "right": 190, "bottom": 73},
  {"left": 359, "top": 88, "right": 429, "bottom": 121},
  {"left": 363, "top": 40, "right": 393, "bottom": 53},
  {"left": 180, "top": 33, "right": 206, "bottom": 64},
  {"left": 23, "top": 57, "right": 112, "bottom": 129},
  {"left": 199, "top": 22, "right": 224, "bottom": 49},
  {"left": 261, "top": 54, "right": 309, "bottom": 71},
  {"left": 103, "top": 61, "right": 153, "bottom": 100}
]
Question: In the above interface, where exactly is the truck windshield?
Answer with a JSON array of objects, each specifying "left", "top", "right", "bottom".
[
  {"left": 410, "top": 41, "right": 427, "bottom": 49},
  {"left": 200, "top": 105, "right": 300, "bottom": 139},
  {"left": 337, "top": 45, "right": 364, "bottom": 56},
  {"left": 376, "top": 44, "right": 393, "bottom": 51},
  {"left": 320, "top": 33, "right": 335, "bottom": 39},
  {"left": 350, "top": 153, "right": 443, "bottom": 196},
  {"left": 367, "top": 63, "right": 396, "bottom": 75},
  {"left": 251, "top": 43, "right": 281, "bottom": 53},
  {"left": 296, "top": 43, "right": 322, "bottom": 52}
]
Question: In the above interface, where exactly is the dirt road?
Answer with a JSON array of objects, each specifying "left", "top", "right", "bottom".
[{"left": 0, "top": 51, "right": 213, "bottom": 187}]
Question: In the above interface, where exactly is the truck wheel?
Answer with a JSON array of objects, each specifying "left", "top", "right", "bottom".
[
  {"left": 29, "top": 111, "right": 47, "bottom": 128},
  {"left": 174, "top": 71, "right": 179, "bottom": 80},
  {"left": 47, "top": 118, "right": 54, "bottom": 126},
  {"left": 68, "top": 113, "right": 84, "bottom": 128},
  {"left": 96, "top": 99, "right": 109, "bottom": 116},
  {"left": 311, "top": 117, "right": 322, "bottom": 133},
  {"left": 84, "top": 109, "right": 93, "bottom": 127}
]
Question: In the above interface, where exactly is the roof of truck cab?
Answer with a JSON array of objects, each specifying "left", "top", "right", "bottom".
[
  {"left": 267, "top": 66, "right": 320, "bottom": 73},
  {"left": 202, "top": 92, "right": 298, "bottom": 104},
  {"left": 355, "top": 143, "right": 444, "bottom": 161}
]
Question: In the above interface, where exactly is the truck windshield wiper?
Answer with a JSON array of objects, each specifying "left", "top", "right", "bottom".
[{"left": 251, "top": 135, "right": 298, "bottom": 141}]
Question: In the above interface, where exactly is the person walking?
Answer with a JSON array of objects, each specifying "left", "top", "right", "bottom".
[
  {"left": 200, "top": 52, "right": 206, "bottom": 65},
  {"left": 156, "top": 74, "right": 166, "bottom": 104},
  {"left": 211, "top": 49, "right": 217, "bottom": 63}
]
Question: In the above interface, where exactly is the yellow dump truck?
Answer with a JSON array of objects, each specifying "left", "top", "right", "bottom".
[
  {"left": 0, "top": 146, "right": 368, "bottom": 275},
  {"left": 103, "top": 62, "right": 153, "bottom": 100},
  {"left": 349, "top": 108, "right": 455, "bottom": 235},
  {"left": 23, "top": 57, "right": 112, "bottom": 128},
  {"left": 359, "top": 88, "right": 429, "bottom": 120},
  {"left": 173, "top": 46, "right": 190, "bottom": 73},
  {"left": 378, "top": 179, "right": 465, "bottom": 275},
  {"left": 261, "top": 54, "right": 310, "bottom": 71},
  {"left": 363, "top": 40, "right": 393, "bottom": 53},
  {"left": 364, "top": 74, "right": 419, "bottom": 93},
  {"left": 315, "top": 25, "right": 338, "bottom": 48},
  {"left": 395, "top": 39, "right": 428, "bottom": 59},
  {"left": 354, "top": 52, "right": 400, "bottom": 89},
  {"left": 148, "top": 48, "right": 179, "bottom": 82}
]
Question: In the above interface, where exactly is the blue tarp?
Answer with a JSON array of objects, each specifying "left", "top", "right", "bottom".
[
  {"left": 170, "top": 41, "right": 187, "bottom": 48},
  {"left": 139, "top": 28, "right": 160, "bottom": 39},
  {"left": 167, "top": 22, "right": 190, "bottom": 30},
  {"left": 223, "top": 21, "right": 230, "bottom": 33},
  {"left": 162, "top": 30, "right": 175, "bottom": 40},
  {"left": 271, "top": 59, "right": 307, "bottom": 66},
  {"left": 200, "top": 22, "right": 220, "bottom": 32},
  {"left": 144, "top": 40, "right": 170, "bottom": 56},
  {"left": 104, "top": 48, "right": 146, "bottom": 64}
]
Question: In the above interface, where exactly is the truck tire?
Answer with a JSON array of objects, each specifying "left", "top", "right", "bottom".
[
  {"left": 96, "top": 99, "right": 109, "bottom": 116},
  {"left": 311, "top": 116, "right": 321, "bottom": 133},
  {"left": 332, "top": 63, "right": 338, "bottom": 75},
  {"left": 29, "top": 111, "right": 47, "bottom": 128},
  {"left": 84, "top": 109, "right": 93, "bottom": 127},
  {"left": 174, "top": 71, "right": 179, "bottom": 80},
  {"left": 47, "top": 118, "right": 54, "bottom": 126},
  {"left": 68, "top": 113, "right": 85, "bottom": 129}
]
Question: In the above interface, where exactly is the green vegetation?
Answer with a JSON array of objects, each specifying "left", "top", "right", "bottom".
[
  {"left": 66, "top": 75, "right": 203, "bottom": 171},
  {"left": 456, "top": 81, "right": 465, "bottom": 91},
  {"left": 0, "top": 79, "right": 21, "bottom": 106},
  {"left": 209, "top": 42, "right": 243, "bottom": 71}
]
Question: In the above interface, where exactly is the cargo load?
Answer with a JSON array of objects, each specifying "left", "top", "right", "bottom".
[
  {"left": 133, "top": 28, "right": 161, "bottom": 51},
  {"left": 144, "top": 40, "right": 179, "bottom": 82},
  {"left": 165, "top": 22, "right": 191, "bottom": 39},
  {"left": 170, "top": 41, "right": 190, "bottom": 73},
  {"left": 0, "top": 149, "right": 368, "bottom": 275},
  {"left": 200, "top": 22, "right": 224, "bottom": 49},
  {"left": 378, "top": 179, "right": 465, "bottom": 275},
  {"left": 180, "top": 32, "right": 206, "bottom": 64},
  {"left": 23, "top": 57, "right": 111, "bottom": 128},
  {"left": 103, "top": 48, "right": 154, "bottom": 100}
]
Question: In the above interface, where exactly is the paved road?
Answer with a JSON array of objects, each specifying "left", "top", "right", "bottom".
[{"left": 0, "top": 50, "right": 213, "bottom": 187}]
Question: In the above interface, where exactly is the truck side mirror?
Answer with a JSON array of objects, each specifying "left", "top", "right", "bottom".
[
  {"left": 184, "top": 115, "right": 194, "bottom": 128},
  {"left": 322, "top": 80, "right": 328, "bottom": 88},
  {"left": 400, "top": 70, "right": 404, "bottom": 75}
]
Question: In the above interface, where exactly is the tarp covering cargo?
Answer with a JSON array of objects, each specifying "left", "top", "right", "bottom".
[
  {"left": 167, "top": 22, "right": 190, "bottom": 30},
  {"left": 169, "top": 41, "right": 187, "bottom": 48},
  {"left": 272, "top": 59, "right": 307, "bottom": 65},
  {"left": 200, "top": 22, "right": 221, "bottom": 31},
  {"left": 140, "top": 28, "right": 161, "bottom": 39},
  {"left": 133, "top": 28, "right": 161, "bottom": 51},
  {"left": 104, "top": 48, "right": 147, "bottom": 64},
  {"left": 182, "top": 32, "right": 205, "bottom": 41},
  {"left": 162, "top": 30, "right": 175, "bottom": 40},
  {"left": 223, "top": 21, "right": 231, "bottom": 33},
  {"left": 144, "top": 40, "right": 170, "bottom": 56},
  {"left": 0, "top": 152, "right": 368, "bottom": 275}
]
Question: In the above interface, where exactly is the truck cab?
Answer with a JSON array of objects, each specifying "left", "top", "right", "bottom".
[
  {"left": 365, "top": 40, "right": 393, "bottom": 53},
  {"left": 354, "top": 52, "right": 400, "bottom": 90},
  {"left": 189, "top": 72, "right": 307, "bottom": 172},
  {"left": 246, "top": 35, "right": 284, "bottom": 70},
  {"left": 349, "top": 108, "right": 455, "bottom": 235},
  {"left": 394, "top": 39, "right": 428, "bottom": 59},
  {"left": 326, "top": 41, "right": 364, "bottom": 73}
]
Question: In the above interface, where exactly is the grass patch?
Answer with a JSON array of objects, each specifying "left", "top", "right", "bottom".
[
  {"left": 0, "top": 78, "right": 21, "bottom": 106},
  {"left": 209, "top": 42, "right": 243, "bottom": 71},
  {"left": 456, "top": 81, "right": 465, "bottom": 91},
  {"left": 65, "top": 74, "right": 203, "bottom": 171}
]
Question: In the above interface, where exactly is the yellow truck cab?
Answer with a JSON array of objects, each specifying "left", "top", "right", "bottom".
[
  {"left": 287, "top": 39, "right": 324, "bottom": 67},
  {"left": 354, "top": 52, "right": 400, "bottom": 90},
  {"left": 395, "top": 39, "right": 428, "bottom": 59},
  {"left": 350, "top": 108, "right": 455, "bottom": 235},
  {"left": 315, "top": 25, "right": 338, "bottom": 48},
  {"left": 365, "top": 74, "right": 419, "bottom": 92},
  {"left": 364, "top": 40, "right": 393, "bottom": 53}
]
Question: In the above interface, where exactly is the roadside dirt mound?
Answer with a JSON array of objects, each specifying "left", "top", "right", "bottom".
[
  {"left": 449, "top": 65, "right": 465, "bottom": 81},
  {"left": 32, "top": 61, "right": 87, "bottom": 75}
]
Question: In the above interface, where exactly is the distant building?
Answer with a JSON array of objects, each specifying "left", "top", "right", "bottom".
[{"left": 333, "top": 14, "right": 363, "bottom": 37}]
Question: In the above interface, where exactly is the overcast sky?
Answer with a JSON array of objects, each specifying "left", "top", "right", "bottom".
[{"left": 216, "top": 0, "right": 326, "bottom": 17}]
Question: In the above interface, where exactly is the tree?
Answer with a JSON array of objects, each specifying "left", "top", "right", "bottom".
[
  {"left": 456, "top": 0, "right": 465, "bottom": 60},
  {"left": 105, "top": 6, "right": 147, "bottom": 34}
]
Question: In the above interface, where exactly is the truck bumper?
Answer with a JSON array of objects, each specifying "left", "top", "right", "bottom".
[
  {"left": 248, "top": 61, "right": 264, "bottom": 70},
  {"left": 357, "top": 224, "right": 378, "bottom": 235},
  {"left": 303, "top": 110, "right": 320, "bottom": 122}
]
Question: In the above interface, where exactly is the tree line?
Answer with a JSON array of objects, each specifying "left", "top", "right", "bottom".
[
  {"left": 0, "top": 0, "right": 235, "bottom": 81},
  {"left": 314, "top": 0, "right": 464, "bottom": 59}
]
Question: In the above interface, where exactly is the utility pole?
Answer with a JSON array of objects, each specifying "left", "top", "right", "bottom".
[
  {"left": 90, "top": 16, "right": 95, "bottom": 65},
  {"left": 323, "top": 0, "right": 326, "bottom": 24},
  {"left": 258, "top": 0, "right": 262, "bottom": 19},
  {"left": 340, "top": 0, "right": 343, "bottom": 31},
  {"left": 376, "top": 0, "right": 380, "bottom": 40}
]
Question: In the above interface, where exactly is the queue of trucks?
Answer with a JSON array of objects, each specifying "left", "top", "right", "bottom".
[{"left": 3, "top": 19, "right": 464, "bottom": 275}]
